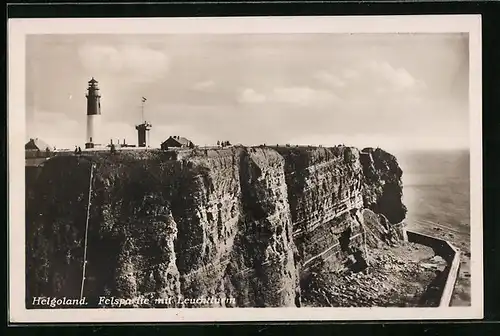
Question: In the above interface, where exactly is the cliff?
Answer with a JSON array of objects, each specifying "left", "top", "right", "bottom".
[
  {"left": 360, "top": 147, "right": 407, "bottom": 224},
  {"left": 26, "top": 145, "right": 406, "bottom": 308}
]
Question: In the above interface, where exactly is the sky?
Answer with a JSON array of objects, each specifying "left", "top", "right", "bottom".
[{"left": 25, "top": 33, "right": 470, "bottom": 152}]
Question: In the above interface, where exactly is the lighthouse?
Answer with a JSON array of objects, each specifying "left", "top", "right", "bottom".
[{"left": 85, "top": 77, "right": 102, "bottom": 149}]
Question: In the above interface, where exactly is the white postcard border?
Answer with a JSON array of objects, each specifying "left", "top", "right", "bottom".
[{"left": 8, "top": 15, "right": 483, "bottom": 323}]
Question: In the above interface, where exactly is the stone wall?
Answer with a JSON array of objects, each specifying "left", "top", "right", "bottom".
[{"left": 404, "top": 229, "right": 461, "bottom": 307}]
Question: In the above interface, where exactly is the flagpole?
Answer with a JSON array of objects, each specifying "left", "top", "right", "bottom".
[
  {"left": 141, "top": 97, "right": 149, "bottom": 148},
  {"left": 141, "top": 98, "right": 145, "bottom": 122}
]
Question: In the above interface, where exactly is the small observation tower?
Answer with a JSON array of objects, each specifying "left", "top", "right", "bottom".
[{"left": 135, "top": 97, "right": 152, "bottom": 148}]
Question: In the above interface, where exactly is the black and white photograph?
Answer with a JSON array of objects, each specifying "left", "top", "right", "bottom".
[{"left": 9, "top": 16, "right": 483, "bottom": 322}]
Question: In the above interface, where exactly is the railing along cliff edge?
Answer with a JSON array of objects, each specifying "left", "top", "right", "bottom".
[{"left": 403, "top": 228, "right": 461, "bottom": 307}]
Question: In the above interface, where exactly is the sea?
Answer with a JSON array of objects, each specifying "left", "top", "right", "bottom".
[
  {"left": 395, "top": 149, "right": 471, "bottom": 306},
  {"left": 396, "top": 149, "right": 470, "bottom": 248}
]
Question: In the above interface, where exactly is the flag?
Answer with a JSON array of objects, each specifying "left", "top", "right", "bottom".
[{"left": 142, "top": 97, "right": 147, "bottom": 102}]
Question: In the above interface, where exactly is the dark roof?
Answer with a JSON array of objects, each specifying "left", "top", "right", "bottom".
[
  {"left": 163, "top": 136, "right": 193, "bottom": 146},
  {"left": 25, "top": 138, "right": 52, "bottom": 151}
]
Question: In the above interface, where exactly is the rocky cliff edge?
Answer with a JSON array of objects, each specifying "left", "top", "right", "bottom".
[{"left": 26, "top": 145, "right": 407, "bottom": 308}]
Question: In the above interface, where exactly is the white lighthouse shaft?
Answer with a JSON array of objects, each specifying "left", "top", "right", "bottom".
[{"left": 86, "top": 114, "right": 102, "bottom": 145}]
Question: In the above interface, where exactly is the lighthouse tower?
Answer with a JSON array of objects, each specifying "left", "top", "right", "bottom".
[{"left": 85, "top": 77, "right": 102, "bottom": 149}]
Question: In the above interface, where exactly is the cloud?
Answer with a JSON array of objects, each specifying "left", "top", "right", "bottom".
[
  {"left": 271, "top": 87, "right": 339, "bottom": 106},
  {"left": 342, "top": 69, "right": 358, "bottom": 79},
  {"left": 192, "top": 80, "right": 216, "bottom": 91},
  {"left": 364, "top": 60, "right": 423, "bottom": 92},
  {"left": 238, "top": 88, "right": 267, "bottom": 104},
  {"left": 314, "top": 71, "right": 346, "bottom": 88},
  {"left": 317, "top": 60, "right": 426, "bottom": 96},
  {"left": 237, "top": 86, "right": 339, "bottom": 107},
  {"left": 78, "top": 44, "right": 170, "bottom": 82}
]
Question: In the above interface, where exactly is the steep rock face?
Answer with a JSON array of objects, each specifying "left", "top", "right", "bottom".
[
  {"left": 26, "top": 148, "right": 298, "bottom": 308},
  {"left": 226, "top": 148, "right": 297, "bottom": 307},
  {"left": 27, "top": 153, "right": 185, "bottom": 307},
  {"left": 169, "top": 149, "right": 242, "bottom": 307},
  {"left": 360, "top": 147, "right": 407, "bottom": 224},
  {"left": 362, "top": 209, "right": 400, "bottom": 248},
  {"left": 26, "top": 158, "right": 92, "bottom": 301},
  {"left": 26, "top": 145, "right": 407, "bottom": 308},
  {"left": 171, "top": 148, "right": 297, "bottom": 307},
  {"left": 275, "top": 146, "right": 367, "bottom": 272}
]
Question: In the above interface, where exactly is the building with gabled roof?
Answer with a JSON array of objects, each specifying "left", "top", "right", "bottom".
[
  {"left": 161, "top": 136, "right": 194, "bottom": 150},
  {"left": 25, "top": 138, "right": 52, "bottom": 151}
]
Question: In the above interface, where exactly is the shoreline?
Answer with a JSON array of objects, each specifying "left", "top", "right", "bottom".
[{"left": 405, "top": 218, "right": 471, "bottom": 306}]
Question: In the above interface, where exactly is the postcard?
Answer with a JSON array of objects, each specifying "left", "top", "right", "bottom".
[{"left": 8, "top": 15, "right": 483, "bottom": 323}]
